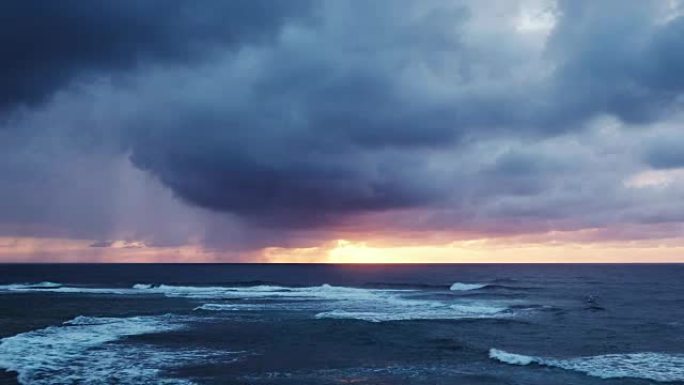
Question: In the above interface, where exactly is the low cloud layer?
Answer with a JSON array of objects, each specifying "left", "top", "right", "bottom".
[{"left": 2, "top": 0, "right": 684, "bottom": 257}]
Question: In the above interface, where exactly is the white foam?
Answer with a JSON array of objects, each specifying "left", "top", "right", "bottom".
[
  {"left": 489, "top": 348, "right": 535, "bottom": 365},
  {"left": 151, "top": 284, "right": 515, "bottom": 322},
  {"left": 315, "top": 307, "right": 505, "bottom": 322},
  {"left": 449, "top": 282, "right": 488, "bottom": 291},
  {"left": 0, "top": 314, "right": 214, "bottom": 385},
  {"left": 0, "top": 282, "right": 63, "bottom": 291},
  {"left": 0, "top": 282, "right": 524, "bottom": 323},
  {"left": 315, "top": 299, "right": 508, "bottom": 322},
  {"left": 194, "top": 303, "right": 267, "bottom": 311},
  {"left": 173, "top": 283, "right": 513, "bottom": 322},
  {"left": 0, "top": 282, "right": 139, "bottom": 295},
  {"left": 450, "top": 303, "right": 508, "bottom": 314},
  {"left": 49, "top": 287, "right": 136, "bottom": 294},
  {"left": 133, "top": 283, "right": 412, "bottom": 301},
  {"left": 489, "top": 348, "right": 684, "bottom": 382}
]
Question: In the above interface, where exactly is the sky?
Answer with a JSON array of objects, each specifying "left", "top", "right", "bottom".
[{"left": 1, "top": 0, "right": 684, "bottom": 263}]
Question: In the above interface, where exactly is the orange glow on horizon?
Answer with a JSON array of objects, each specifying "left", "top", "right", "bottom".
[
  {"left": 1, "top": 235, "right": 683, "bottom": 263},
  {"left": 260, "top": 238, "right": 684, "bottom": 263}
]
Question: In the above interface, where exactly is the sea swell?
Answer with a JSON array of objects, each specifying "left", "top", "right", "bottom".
[
  {"left": 449, "top": 282, "right": 488, "bottom": 291},
  {"left": 168, "top": 284, "right": 516, "bottom": 322},
  {"left": 0, "top": 282, "right": 539, "bottom": 323},
  {"left": 489, "top": 348, "right": 684, "bottom": 382},
  {"left": 0, "top": 282, "right": 63, "bottom": 291},
  {"left": 314, "top": 302, "right": 509, "bottom": 322},
  {"left": 0, "top": 314, "right": 237, "bottom": 385}
]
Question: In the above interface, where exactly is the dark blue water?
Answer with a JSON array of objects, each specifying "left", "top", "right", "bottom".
[{"left": 0, "top": 264, "right": 683, "bottom": 384}]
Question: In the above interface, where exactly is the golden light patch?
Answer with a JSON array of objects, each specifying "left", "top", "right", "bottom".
[{"left": 259, "top": 237, "right": 684, "bottom": 264}]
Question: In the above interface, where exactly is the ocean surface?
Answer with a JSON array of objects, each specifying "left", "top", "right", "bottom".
[{"left": 0, "top": 264, "right": 683, "bottom": 385}]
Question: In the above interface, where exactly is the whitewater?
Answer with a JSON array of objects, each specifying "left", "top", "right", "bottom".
[{"left": 0, "top": 264, "right": 682, "bottom": 385}]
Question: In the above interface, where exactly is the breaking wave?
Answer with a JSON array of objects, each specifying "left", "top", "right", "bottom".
[
  {"left": 1, "top": 282, "right": 532, "bottom": 323},
  {"left": 0, "top": 314, "right": 237, "bottom": 385},
  {"left": 176, "top": 284, "right": 517, "bottom": 322},
  {"left": 194, "top": 303, "right": 268, "bottom": 311},
  {"left": 489, "top": 348, "right": 684, "bottom": 382},
  {"left": 315, "top": 302, "right": 509, "bottom": 322},
  {"left": 449, "top": 282, "right": 488, "bottom": 291},
  {"left": 0, "top": 282, "right": 62, "bottom": 291},
  {"left": 0, "top": 282, "right": 135, "bottom": 295},
  {"left": 2, "top": 282, "right": 400, "bottom": 298},
  {"left": 144, "top": 282, "right": 525, "bottom": 322},
  {"left": 132, "top": 283, "right": 414, "bottom": 300},
  {"left": 312, "top": 291, "right": 511, "bottom": 322},
  {"left": 489, "top": 348, "right": 536, "bottom": 365}
]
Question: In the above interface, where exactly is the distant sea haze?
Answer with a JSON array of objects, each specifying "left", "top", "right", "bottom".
[{"left": 0, "top": 264, "right": 683, "bottom": 384}]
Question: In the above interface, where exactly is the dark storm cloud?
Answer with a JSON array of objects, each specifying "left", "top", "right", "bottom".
[
  {"left": 122, "top": 0, "right": 684, "bottom": 224},
  {"left": 0, "top": 0, "right": 311, "bottom": 111},
  {"left": 2, "top": 0, "right": 684, "bottom": 251},
  {"left": 127, "top": 115, "right": 448, "bottom": 225}
]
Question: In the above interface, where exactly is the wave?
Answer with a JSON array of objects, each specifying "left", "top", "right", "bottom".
[
  {"left": 449, "top": 282, "right": 488, "bottom": 291},
  {"left": 489, "top": 348, "right": 684, "bottom": 382},
  {"left": 194, "top": 303, "right": 267, "bottom": 311},
  {"left": 0, "top": 282, "right": 63, "bottom": 291},
  {"left": 195, "top": 297, "right": 514, "bottom": 321},
  {"left": 132, "top": 283, "right": 414, "bottom": 300},
  {"left": 2, "top": 281, "right": 523, "bottom": 299},
  {"left": 3, "top": 282, "right": 386, "bottom": 298},
  {"left": 0, "top": 282, "right": 533, "bottom": 323},
  {"left": 177, "top": 283, "right": 516, "bottom": 322},
  {"left": 449, "top": 282, "right": 537, "bottom": 292},
  {"left": 489, "top": 348, "right": 536, "bottom": 365},
  {"left": 0, "top": 315, "right": 183, "bottom": 384},
  {"left": 45, "top": 287, "right": 135, "bottom": 294},
  {"left": 0, "top": 282, "right": 422, "bottom": 307},
  {"left": 315, "top": 302, "right": 509, "bottom": 322},
  {"left": 0, "top": 314, "right": 238, "bottom": 385},
  {"left": 133, "top": 280, "right": 277, "bottom": 290},
  {"left": 0, "top": 282, "right": 137, "bottom": 295}
]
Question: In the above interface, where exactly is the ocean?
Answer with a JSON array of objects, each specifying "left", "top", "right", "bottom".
[{"left": 0, "top": 264, "right": 682, "bottom": 385}]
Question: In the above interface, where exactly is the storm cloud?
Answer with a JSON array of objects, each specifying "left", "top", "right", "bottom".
[
  {"left": 2, "top": 0, "right": 684, "bottom": 254},
  {"left": 0, "top": 0, "right": 311, "bottom": 110}
]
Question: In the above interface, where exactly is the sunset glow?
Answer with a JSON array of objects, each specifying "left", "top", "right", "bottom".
[
  {"left": 261, "top": 238, "right": 684, "bottom": 264},
  {"left": 2, "top": 235, "right": 683, "bottom": 264}
]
